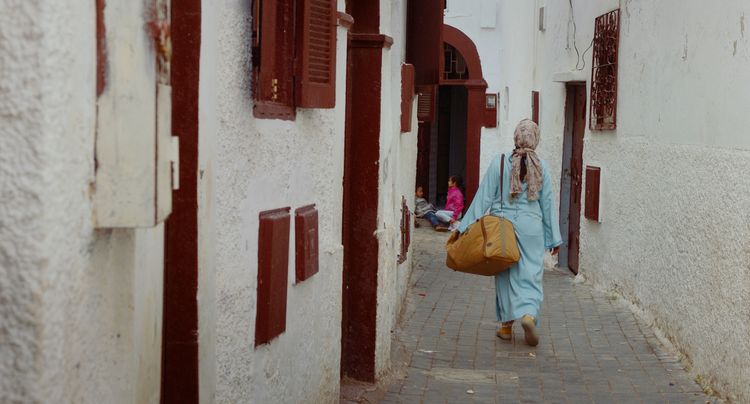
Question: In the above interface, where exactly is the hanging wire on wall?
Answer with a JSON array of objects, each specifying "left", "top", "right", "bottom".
[{"left": 568, "top": 0, "right": 595, "bottom": 71}]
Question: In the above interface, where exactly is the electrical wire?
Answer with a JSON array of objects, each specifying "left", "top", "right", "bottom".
[{"left": 569, "top": 0, "right": 595, "bottom": 71}]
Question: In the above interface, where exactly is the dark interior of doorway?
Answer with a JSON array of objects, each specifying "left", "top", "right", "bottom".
[{"left": 429, "top": 85, "right": 467, "bottom": 208}]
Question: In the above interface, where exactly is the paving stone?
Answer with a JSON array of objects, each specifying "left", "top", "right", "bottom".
[{"left": 378, "top": 228, "right": 718, "bottom": 404}]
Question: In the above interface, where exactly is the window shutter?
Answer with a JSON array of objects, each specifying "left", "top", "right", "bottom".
[
  {"left": 296, "top": 0, "right": 337, "bottom": 108},
  {"left": 253, "top": 0, "right": 296, "bottom": 120},
  {"left": 416, "top": 85, "right": 436, "bottom": 122},
  {"left": 401, "top": 64, "right": 415, "bottom": 132}
]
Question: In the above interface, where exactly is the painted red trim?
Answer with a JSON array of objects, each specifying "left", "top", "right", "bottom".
[
  {"left": 349, "top": 33, "right": 393, "bottom": 49},
  {"left": 162, "top": 0, "right": 200, "bottom": 402},
  {"left": 337, "top": 11, "right": 354, "bottom": 29},
  {"left": 341, "top": 0, "right": 384, "bottom": 383},
  {"left": 96, "top": 0, "right": 106, "bottom": 96},
  {"left": 253, "top": 101, "right": 296, "bottom": 121},
  {"left": 342, "top": 39, "right": 383, "bottom": 383},
  {"left": 442, "top": 24, "right": 484, "bottom": 82},
  {"left": 438, "top": 25, "right": 487, "bottom": 206},
  {"left": 465, "top": 87, "right": 485, "bottom": 205}
]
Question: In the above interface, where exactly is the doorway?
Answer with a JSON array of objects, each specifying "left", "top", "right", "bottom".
[
  {"left": 432, "top": 85, "right": 467, "bottom": 207},
  {"left": 558, "top": 83, "right": 586, "bottom": 274}
]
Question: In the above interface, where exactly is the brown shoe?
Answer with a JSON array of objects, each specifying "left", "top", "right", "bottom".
[
  {"left": 521, "top": 315, "right": 539, "bottom": 347},
  {"left": 496, "top": 321, "right": 513, "bottom": 340},
  {"left": 434, "top": 225, "right": 449, "bottom": 232}
]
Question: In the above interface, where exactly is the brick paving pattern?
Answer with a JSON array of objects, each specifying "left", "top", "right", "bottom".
[{"left": 378, "top": 225, "right": 718, "bottom": 404}]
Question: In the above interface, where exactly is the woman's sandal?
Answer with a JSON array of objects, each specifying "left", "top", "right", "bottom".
[
  {"left": 521, "top": 315, "right": 539, "bottom": 347},
  {"left": 496, "top": 321, "right": 513, "bottom": 340}
]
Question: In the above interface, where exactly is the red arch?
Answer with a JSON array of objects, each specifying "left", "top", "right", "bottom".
[
  {"left": 443, "top": 24, "right": 486, "bottom": 85},
  {"left": 441, "top": 24, "right": 487, "bottom": 205}
]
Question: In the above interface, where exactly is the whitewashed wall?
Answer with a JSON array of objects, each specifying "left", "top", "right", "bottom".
[
  {"left": 464, "top": 0, "right": 750, "bottom": 401},
  {"left": 198, "top": 0, "right": 348, "bottom": 402},
  {"left": 0, "top": 1, "right": 164, "bottom": 403},
  {"left": 375, "top": 0, "right": 419, "bottom": 377}
]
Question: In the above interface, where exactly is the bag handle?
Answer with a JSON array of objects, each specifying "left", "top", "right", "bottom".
[{"left": 499, "top": 153, "right": 505, "bottom": 210}]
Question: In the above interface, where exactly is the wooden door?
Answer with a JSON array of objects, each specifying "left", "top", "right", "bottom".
[{"left": 566, "top": 84, "right": 586, "bottom": 274}]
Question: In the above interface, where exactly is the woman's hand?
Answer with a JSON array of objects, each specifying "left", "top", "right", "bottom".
[{"left": 551, "top": 246, "right": 560, "bottom": 256}]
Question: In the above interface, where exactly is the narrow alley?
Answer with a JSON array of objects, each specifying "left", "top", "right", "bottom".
[
  {"left": 371, "top": 227, "right": 718, "bottom": 404},
  {"left": 3, "top": 0, "right": 750, "bottom": 402}
]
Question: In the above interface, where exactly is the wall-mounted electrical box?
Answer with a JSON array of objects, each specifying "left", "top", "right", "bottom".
[
  {"left": 295, "top": 205, "right": 319, "bottom": 283},
  {"left": 584, "top": 166, "right": 602, "bottom": 222},
  {"left": 484, "top": 93, "right": 498, "bottom": 128},
  {"left": 256, "top": 207, "right": 291, "bottom": 347}
]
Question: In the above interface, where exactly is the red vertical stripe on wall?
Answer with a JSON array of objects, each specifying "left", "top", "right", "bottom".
[
  {"left": 162, "top": 0, "right": 201, "bottom": 403},
  {"left": 95, "top": 0, "right": 106, "bottom": 96}
]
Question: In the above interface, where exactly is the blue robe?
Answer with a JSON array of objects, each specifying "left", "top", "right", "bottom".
[{"left": 457, "top": 153, "right": 563, "bottom": 322}]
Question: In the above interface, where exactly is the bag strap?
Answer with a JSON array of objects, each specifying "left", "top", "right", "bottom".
[{"left": 499, "top": 153, "right": 505, "bottom": 210}]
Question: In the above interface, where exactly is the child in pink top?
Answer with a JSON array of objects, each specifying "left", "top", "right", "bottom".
[{"left": 435, "top": 176, "right": 464, "bottom": 230}]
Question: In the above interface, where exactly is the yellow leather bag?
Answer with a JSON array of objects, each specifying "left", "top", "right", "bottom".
[{"left": 446, "top": 154, "right": 520, "bottom": 276}]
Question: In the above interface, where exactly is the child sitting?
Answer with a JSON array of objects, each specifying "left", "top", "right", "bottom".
[
  {"left": 415, "top": 186, "right": 449, "bottom": 232},
  {"left": 435, "top": 175, "right": 464, "bottom": 231}
]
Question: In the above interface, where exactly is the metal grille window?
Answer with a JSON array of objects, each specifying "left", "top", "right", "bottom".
[
  {"left": 443, "top": 44, "right": 469, "bottom": 81},
  {"left": 590, "top": 9, "right": 620, "bottom": 130}
]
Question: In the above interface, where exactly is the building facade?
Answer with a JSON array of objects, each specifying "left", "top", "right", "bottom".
[
  {"left": 0, "top": 0, "right": 441, "bottom": 402},
  {"left": 446, "top": 0, "right": 750, "bottom": 401}
]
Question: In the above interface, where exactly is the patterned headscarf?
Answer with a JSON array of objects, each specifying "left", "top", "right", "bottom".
[{"left": 510, "top": 119, "right": 543, "bottom": 201}]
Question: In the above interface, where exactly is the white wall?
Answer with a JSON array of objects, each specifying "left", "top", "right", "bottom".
[
  {"left": 0, "top": 1, "right": 164, "bottom": 403},
  {"left": 375, "top": 0, "right": 419, "bottom": 377},
  {"left": 468, "top": 0, "right": 750, "bottom": 401},
  {"left": 199, "top": 0, "right": 348, "bottom": 402}
]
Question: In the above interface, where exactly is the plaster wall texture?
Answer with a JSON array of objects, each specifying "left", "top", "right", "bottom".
[
  {"left": 1, "top": 1, "right": 164, "bottom": 403},
  {"left": 465, "top": 0, "right": 750, "bottom": 401},
  {"left": 374, "top": 0, "right": 419, "bottom": 377},
  {"left": 199, "top": 0, "right": 349, "bottom": 402}
]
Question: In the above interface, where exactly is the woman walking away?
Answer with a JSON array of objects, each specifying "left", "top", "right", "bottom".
[
  {"left": 457, "top": 119, "right": 562, "bottom": 346},
  {"left": 435, "top": 176, "right": 464, "bottom": 231}
]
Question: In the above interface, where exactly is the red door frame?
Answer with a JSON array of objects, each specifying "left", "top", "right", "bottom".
[
  {"left": 162, "top": 0, "right": 201, "bottom": 402},
  {"left": 341, "top": 0, "right": 392, "bottom": 383},
  {"left": 566, "top": 84, "right": 586, "bottom": 274},
  {"left": 441, "top": 24, "right": 487, "bottom": 206}
]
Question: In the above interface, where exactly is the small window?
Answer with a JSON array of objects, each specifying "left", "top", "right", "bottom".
[
  {"left": 443, "top": 43, "right": 469, "bottom": 81},
  {"left": 252, "top": 0, "right": 337, "bottom": 120}
]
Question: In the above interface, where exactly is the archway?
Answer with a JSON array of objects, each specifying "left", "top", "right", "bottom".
[{"left": 417, "top": 24, "right": 487, "bottom": 210}]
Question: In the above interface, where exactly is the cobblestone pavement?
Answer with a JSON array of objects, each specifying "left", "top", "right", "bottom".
[{"left": 378, "top": 225, "right": 718, "bottom": 404}]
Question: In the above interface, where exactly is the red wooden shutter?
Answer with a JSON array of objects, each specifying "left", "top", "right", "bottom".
[
  {"left": 296, "top": 0, "right": 337, "bottom": 108},
  {"left": 253, "top": 0, "right": 296, "bottom": 120},
  {"left": 416, "top": 85, "right": 436, "bottom": 122},
  {"left": 401, "top": 64, "right": 416, "bottom": 132}
]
